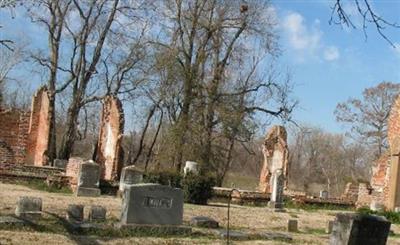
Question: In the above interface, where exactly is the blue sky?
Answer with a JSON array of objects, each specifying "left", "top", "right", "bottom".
[
  {"left": 273, "top": 0, "right": 400, "bottom": 132},
  {"left": 1, "top": 1, "right": 399, "bottom": 134}
]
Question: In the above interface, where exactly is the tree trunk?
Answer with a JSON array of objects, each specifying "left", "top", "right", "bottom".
[{"left": 58, "top": 99, "right": 80, "bottom": 159}]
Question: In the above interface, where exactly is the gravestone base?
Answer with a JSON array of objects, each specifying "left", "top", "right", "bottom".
[
  {"left": 17, "top": 212, "right": 42, "bottom": 220},
  {"left": 116, "top": 223, "right": 192, "bottom": 235},
  {"left": 268, "top": 201, "right": 285, "bottom": 212},
  {"left": 76, "top": 187, "right": 101, "bottom": 197}
]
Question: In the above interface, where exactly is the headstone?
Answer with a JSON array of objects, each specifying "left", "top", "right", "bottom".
[
  {"left": 89, "top": 205, "right": 106, "bottom": 222},
  {"left": 320, "top": 190, "right": 328, "bottom": 199},
  {"left": 326, "top": 220, "right": 334, "bottom": 234},
  {"left": 190, "top": 216, "right": 219, "bottom": 228},
  {"left": 119, "top": 165, "right": 143, "bottom": 193},
  {"left": 53, "top": 159, "right": 68, "bottom": 169},
  {"left": 287, "top": 219, "right": 298, "bottom": 232},
  {"left": 268, "top": 169, "right": 285, "bottom": 211},
  {"left": 76, "top": 160, "right": 101, "bottom": 197},
  {"left": 184, "top": 161, "right": 199, "bottom": 175},
  {"left": 330, "top": 213, "right": 391, "bottom": 245},
  {"left": 15, "top": 196, "right": 42, "bottom": 219},
  {"left": 395, "top": 207, "right": 400, "bottom": 212},
  {"left": 370, "top": 201, "right": 384, "bottom": 212},
  {"left": 120, "top": 183, "right": 183, "bottom": 226},
  {"left": 67, "top": 204, "right": 84, "bottom": 223}
]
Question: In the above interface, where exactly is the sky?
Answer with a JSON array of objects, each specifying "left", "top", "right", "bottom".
[
  {"left": 273, "top": 0, "right": 400, "bottom": 133},
  {"left": 1, "top": 0, "right": 399, "bottom": 134}
]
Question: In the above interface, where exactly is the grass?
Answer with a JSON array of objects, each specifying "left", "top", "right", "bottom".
[
  {"left": 11, "top": 179, "right": 72, "bottom": 194},
  {"left": 285, "top": 199, "right": 354, "bottom": 212},
  {"left": 357, "top": 206, "right": 400, "bottom": 224},
  {"left": 306, "top": 228, "right": 326, "bottom": 235}
]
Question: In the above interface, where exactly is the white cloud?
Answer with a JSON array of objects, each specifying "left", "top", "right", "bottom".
[
  {"left": 324, "top": 46, "right": 340, "bottom": 61},
  {"left": 282, "top": 12, "right": 321, "bottom": 51},
  {"left": 282, "top": 11, "right": 339, "bottom": 62}
]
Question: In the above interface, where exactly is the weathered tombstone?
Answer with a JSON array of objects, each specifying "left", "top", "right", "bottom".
[
  {"left": 259, "top": 125, "right": 289, "bottom": 193},
  {"left": 76, "top": 160, "right": 101, "bottom": 197},
  {"left": 320, "top": 190, "right": 328, "bottom": 199},
  {"left": 268, "top": 169, "right": 285, "bottom": 212},
  {"left": 395, "top": 207, "right": 400, "bottom": 213},
  {"left": 184, "top": 161, "right": 199, "bottom": 175},
  {"left": 89, "top": 205, "right": 106, "bottom": 222},
  {"left": 190, "top": 216, "right": 219, "bottom": 228},
  {"left": 119, "top": 165, "right": 143, "bottom": 193},
  {"left": 330, "top": 213, "right": 391, "bottom": 245},
  {"left": 15, "top": 196, "right": 42, "bottom": 219},
  {"left": 120, "top": 183, "right": 183, "bottom": 226},
  {"left": 370, "top": 201, "right": 385, "bottom": 212},
  {"left": 67, "top": 204, "right": 84, "bottom": 223},
  {"left": 326, "top": 220, "right": 334, "bottom": 234},
  {"left": 287, "top": 219, "right": 298, "bottom": 232},
  {"left": 53, "top": 159, "right": 68, "bottom": 169}
]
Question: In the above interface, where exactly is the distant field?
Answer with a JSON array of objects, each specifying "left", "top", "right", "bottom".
[
  {"left": 0, "top": 182, "right": 399, "bottom": 245},
  {"left": 222, "top": 173, "right": 259, "bottom": 190}
]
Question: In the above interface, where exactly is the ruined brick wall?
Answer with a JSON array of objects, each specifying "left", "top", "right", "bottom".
[
  {"left": 259, "top": 125, "right": 289, "bottom": 193},
  {"left": 356, "top": 183, "right": 373, "bottom": 208},
  {"left": 0, "top": 108, "right": 30, "bottom": 164},
  {"left": 95, "top": 96, "right": 124, "bottom": 181},
  {"left": 387, "top": 94, "right": 400, "bottom": 210},
  {"left": 26, "top": 86, "right": 51, "bottom": 166},
  {"left": 342, "top": 182, "right": 359, "bottom": 203}
]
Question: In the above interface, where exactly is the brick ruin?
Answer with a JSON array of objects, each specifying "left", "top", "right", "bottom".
[
  {"left": 94, "top": 95, "right": 125, "bottom": 181},
  {"left": 26, "top": 87, "right": 51, "bottom": 166},
  {"left": 0, "top": 86, "right": 50, "bottom": 166},
  {"left": 387, "top": 94, "right": 400, "bottom": 210},
  {"left": 0, "top": 108, "right": 30, "bottom": 164},
  {"left": 259, "top": 125, "right": 289, "bottom": 193},
  {"left": 353, "top": 94, "right": 400, "bottom": 210}
]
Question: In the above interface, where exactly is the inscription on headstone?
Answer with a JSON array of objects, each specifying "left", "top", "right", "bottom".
[{"left": 120, "top": 183, "right": 183, "bottom": 226}]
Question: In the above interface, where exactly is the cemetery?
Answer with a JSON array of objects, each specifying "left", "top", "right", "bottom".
[{"left": 1, "top": 0, "right": 399, "bottom": 244}]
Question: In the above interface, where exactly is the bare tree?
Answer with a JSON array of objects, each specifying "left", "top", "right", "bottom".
[
  {"left": 330, "top": 0, "right": 400, "bottom": 46},
  {"left": 335, "top": 82, "right": 400, "bottom": 158}
]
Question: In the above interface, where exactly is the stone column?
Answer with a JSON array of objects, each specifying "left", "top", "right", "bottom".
[{"left": 268, "top": 169, "right": 285, "bottom": 212}]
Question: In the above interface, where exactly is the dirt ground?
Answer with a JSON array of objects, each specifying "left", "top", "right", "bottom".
[{"left": 0, "top": 182, "right": 399, "bottom": 245}]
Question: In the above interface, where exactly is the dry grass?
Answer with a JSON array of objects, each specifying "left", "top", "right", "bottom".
[{"left": 1, "top": 182, "right": 400, "bottom": 245}]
